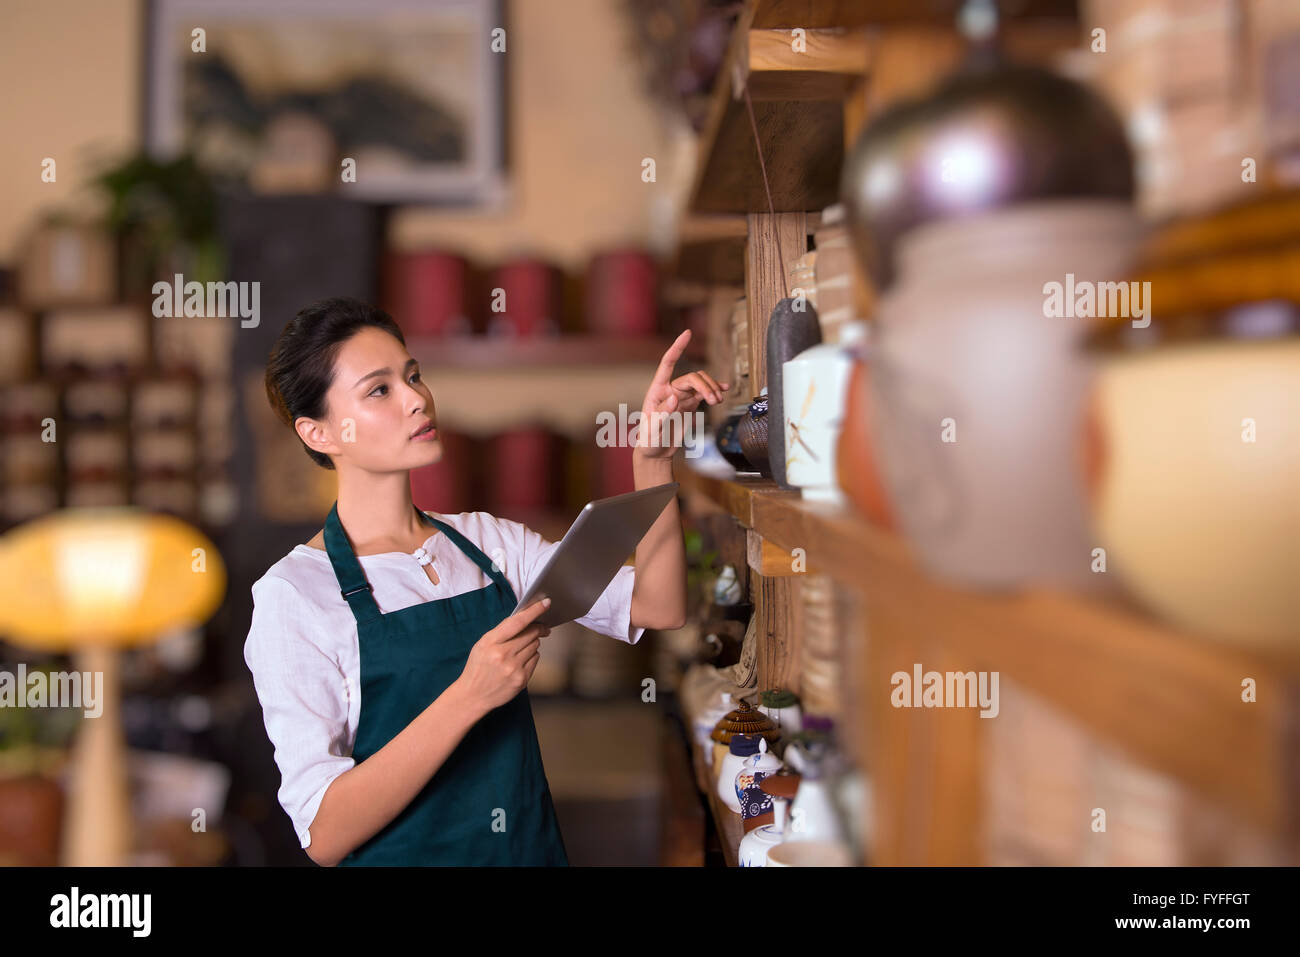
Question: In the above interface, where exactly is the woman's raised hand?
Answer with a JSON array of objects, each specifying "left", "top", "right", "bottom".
[{"left": 635, "top": 329, "right": 730, "bottom": 459}]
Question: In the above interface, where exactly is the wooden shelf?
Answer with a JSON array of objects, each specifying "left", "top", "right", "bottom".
[
  {"left": 677, "top": 460, "right": 1300, "bottom": 849},
  {"left": 687, "top": 3, "right": 864, "bottom": 214},
  {"left": 749, "top": 0, "right": 1079, "bottom": 28},
  {"left": 684, "top": 1, "right": 1081, "bottom": 215},
  {"left": 692, "top": 744, "right": 743, "bottom": 866},
  {"left": 667, "top": 216, "right": 748, "bottom": 285},
  {"left": 662, "top": 0, "right": 1300, "bottom": 867},
  {"left": 402, "top": 336, "right": 665, "bottom": 438}
]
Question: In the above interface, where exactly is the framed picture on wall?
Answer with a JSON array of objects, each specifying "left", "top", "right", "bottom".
[{"left": 144, "top": 0, "right": 508, "bottom": 206}]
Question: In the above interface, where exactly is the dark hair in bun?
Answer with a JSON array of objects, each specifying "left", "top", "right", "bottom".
[{"left": 264, "top": 297, "right": 406, "bottom": 470}]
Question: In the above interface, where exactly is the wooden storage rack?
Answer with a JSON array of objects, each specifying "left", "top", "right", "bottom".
[{"left": 666, "top": 0, "right": 1300, "bottom": 866}]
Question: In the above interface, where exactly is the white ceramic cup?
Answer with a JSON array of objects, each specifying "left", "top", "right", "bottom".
[{"left": 765, "top": 840, "right": 855, "bottom": 867}]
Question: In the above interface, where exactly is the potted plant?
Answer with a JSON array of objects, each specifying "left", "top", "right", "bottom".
[
  {"left": 0, "top": 660, "right": 81, "bottom": 866},
  {"left": 93, "top": 153, "right": 224, "bottom": 300}
]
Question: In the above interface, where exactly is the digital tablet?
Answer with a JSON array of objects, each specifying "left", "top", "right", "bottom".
[{"left": 511, "top": 481, "right": 680, "bottom": 627}]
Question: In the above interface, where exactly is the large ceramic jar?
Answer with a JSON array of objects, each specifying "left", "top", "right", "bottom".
[
  {"left": 1087, "top": 301, "right": 1300, "bottom": 645},
  {"left": 868, "top": 200, "right": 1143, "bottom": 589}
]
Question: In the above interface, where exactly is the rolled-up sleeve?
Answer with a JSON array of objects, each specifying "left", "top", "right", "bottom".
[
  {"left": 244, "top": 575, "right": 355, "bottom": 850},
  {"left": 507, "top": 518, "right": 647, "bottom": 646}
]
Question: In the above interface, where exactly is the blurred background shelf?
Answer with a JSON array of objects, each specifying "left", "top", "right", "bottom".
[
  {"left": 748, "top": 0, "right": 1078, "bottom": 28},
  {"left": 405, "top": 334, "right": 676, "bottom": 369},
  {"left": 413, "top": 360, "right": 659, "bottom": 439},
  {"left": 686, "top": 1, "right": 859, "bottom": 214},
  {"left": 666, "top": 216, "right": 748, "bottom": 285}
]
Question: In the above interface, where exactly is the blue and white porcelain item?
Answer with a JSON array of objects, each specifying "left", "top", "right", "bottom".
[
  {"left": 716, "top": 734, "right": 760, "bottom": 814},
  {"left": 732, "top": 736, "right": 782, "bottom": 814},
  {"left": 738, "top": 789, "right": 792, "bottom": 867}
]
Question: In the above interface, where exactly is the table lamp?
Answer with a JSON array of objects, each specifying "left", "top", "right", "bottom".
[{"left": 0, "top": 507, "right": 226, "bottom": 866}]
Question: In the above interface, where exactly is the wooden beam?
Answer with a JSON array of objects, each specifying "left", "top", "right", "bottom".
[
  {"left": 753, "top": 572, "right": 801, "bottom": 693},
  {"left": 745, "top": 211, "right": 808, "bottom": 396},
  {"left": 746, "top": 527, "right": 813, "bottom": 576},
  {"left": 746, "top": 28, "right": 870, "bottom": 101}
]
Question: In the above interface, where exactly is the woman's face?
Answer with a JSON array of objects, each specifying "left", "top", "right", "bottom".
[{"left": 296, "top": 326, "right": 441, "bottom": 472}]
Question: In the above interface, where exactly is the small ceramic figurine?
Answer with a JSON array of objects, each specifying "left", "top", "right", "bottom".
[
  {"left": 716, "top": 734, "right": 760, "bottom": 813},
  {"left": 732, "top": 736, "right": 782, "bottom": 816}
]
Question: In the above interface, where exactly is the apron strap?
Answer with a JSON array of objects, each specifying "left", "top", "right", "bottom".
[{"left": 324, "top": 501, "right": 384, "bottom": 624}]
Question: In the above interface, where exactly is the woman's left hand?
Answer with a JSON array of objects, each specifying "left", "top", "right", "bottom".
[{"left": 634, "top": 330, "right": 730, "bottom": 459}]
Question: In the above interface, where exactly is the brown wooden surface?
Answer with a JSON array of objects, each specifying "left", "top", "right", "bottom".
[
  {"left": 754, "top": 571, "right": 802, "bottom": 694},
  {"left": 751, "top": 0, "right": 1080, "bottom": 28},
  {"left": 679, "top": 466, "right": 797, "bottom": 528},
  {"left": 746, "top": 28, "right": 869, "bottom": 101},
  {"left": 692, "top": 746, "right": 743, "bottom": 865},
  {"left": 746, "top": 528, "right": 814, "bottom": 576},
  {"left": 671, "top": 216, "right": 749, "bottom": 284},
  {"left": 1137, "top": 189, "right": 1300, "bottom": 265},
  {"left": 689, "top": 4, "right": 852, "bottom": 213},
  {"left": 694, "top": 96, "right": 844, "bottom": 213}
]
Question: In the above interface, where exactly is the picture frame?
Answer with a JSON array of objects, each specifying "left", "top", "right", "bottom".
[{"left": 144, "top": 0, "right": 509, "bottom": 207}]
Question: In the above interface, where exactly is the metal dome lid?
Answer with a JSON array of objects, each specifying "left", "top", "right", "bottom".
[{"left": 841, "top": 38, "right": 1135, "bottom": 290}]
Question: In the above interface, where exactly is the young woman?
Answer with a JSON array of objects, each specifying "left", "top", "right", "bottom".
[{"left": 244, "top": 297, "right": 728, "bottom": 866}]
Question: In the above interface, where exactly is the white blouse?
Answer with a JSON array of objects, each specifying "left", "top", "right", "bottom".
[{"left": 243, "top": 509, "right": 645, "bottom": 851}]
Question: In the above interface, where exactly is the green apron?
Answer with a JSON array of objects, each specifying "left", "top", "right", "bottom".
[{"left": 323, "top": 501, "right": 568, "bottom": 866}]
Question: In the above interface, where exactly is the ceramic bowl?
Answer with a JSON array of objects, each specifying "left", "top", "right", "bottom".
[{"left": 1090, "top": 337, "right": 1300, "bottom": 644}]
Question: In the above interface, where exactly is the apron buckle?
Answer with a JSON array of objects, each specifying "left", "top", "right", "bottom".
[{"left": 340, "top": 583, "right": 373, "bottom": 600}]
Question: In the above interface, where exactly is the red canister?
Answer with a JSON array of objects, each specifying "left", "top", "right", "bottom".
[
  {"left": 383, "top": 250, "right": 473, "bottom": 336},
  {"left": 410, "top": 428, "right": 476, "bottom": 514},
  {"left": 487, "top": 428, "right": 558, "bottom": 512},
  {"left": 484, "top": 259, "right": 562, "bottom": 338},
  {"left": 583, "top": 249, "right": 658, "bottom": 336}
]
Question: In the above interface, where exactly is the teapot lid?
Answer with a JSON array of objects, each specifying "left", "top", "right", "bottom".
[{"left": 759, "top": 688, "right": 798, "bottom": 708}]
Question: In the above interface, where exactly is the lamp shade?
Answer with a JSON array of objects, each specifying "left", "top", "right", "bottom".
[{"left": 0, "top": 507, "right": 226, "bottom": 651}]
